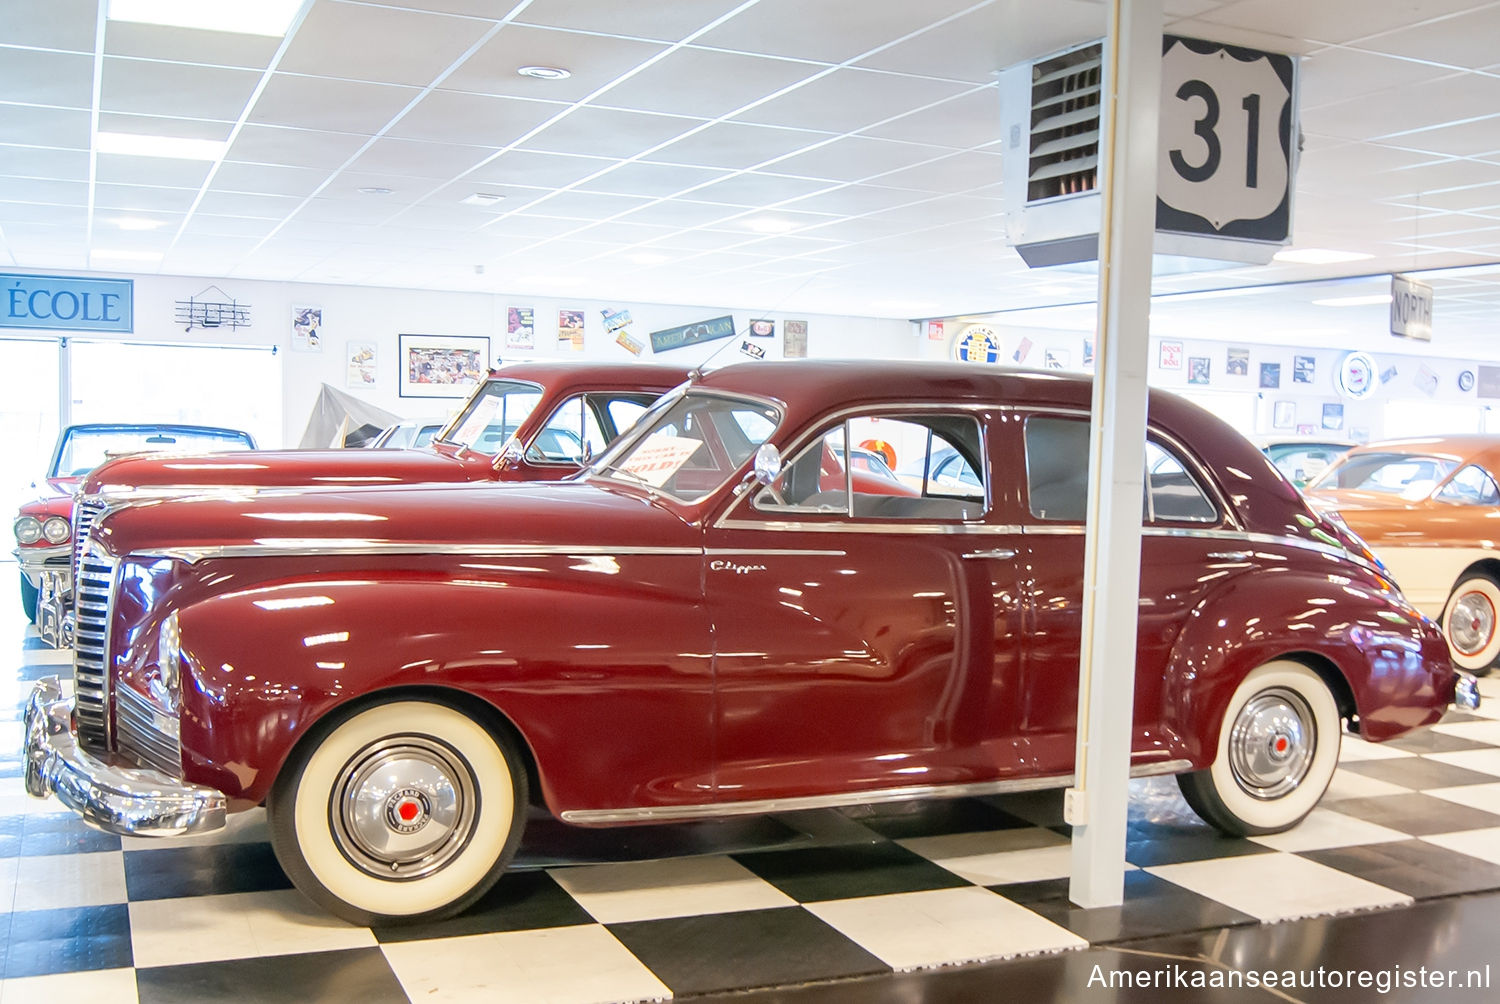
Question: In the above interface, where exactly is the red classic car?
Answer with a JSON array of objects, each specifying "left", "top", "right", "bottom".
[
  {"left": 14, "top": 423, "right": 257, "bottom": 633},
  {"left": 29, "top": 361, "right": 693, "bottom": 649},
  {"left": 24, "top": 361, "right": 1471, "bottom": 926}
]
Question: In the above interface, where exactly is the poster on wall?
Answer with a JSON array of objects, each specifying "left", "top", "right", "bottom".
[
  {"left": 506, "top": 307, "right": 534, "bottom": 350},
  {"left": 1273, "top": 400, "right": 1295, "bottom": 429},
  {"left": 1012, "top": 336, "right": 1033, "bottom": 364},
  {"left": 1226, "top": 347, "right": 1249, "bottom": 376},
  {"left": 1259, "top": 362, "right": 1281, "bottom": 388},
  {"left": 1293, "top": 355, "right": 1316, "bottom": 384},
  {"left": 292, "top": 305, "right": 322, "bottom": 352},
  {"left": 558, "top": 309, "right": 585, "bottom": 351},
  {"left": 1188, "top": 356, "right": 1210, "bottom": 385},
  {"left": 649, "top": 315, "right": 735, "bottom": 353},
  {"left": 784, "top": 319, "right": 808, "bottom": 358},
  {"left": 926, "top": 320, "right": 945, "bottom": 342},
  {"left": 1044, "top": 349, "right": 1069, "bottom": 370},
  {"left": 748, "top": 319, "right": 775, "bottom": 338},
  {"left": 602, "top": 308, "right": 643, "bottom": 355},
  {"left": 1476, "top": 365, "right": 1500, "bottom": 399},
  {"left": 398, "top": 334, "right": 489, "bottom": 398},
  {"left": 1415, "top": 364, "right": 1439, "bottom": 397},
  {"left": 346, "top": 341, "right": 376, "bottom": 388},
  {"left": 1296, "top": 423, "right": 1315, "bottom": 435},
  {"left": 1159, "top": 340, "right": 1183, "bottom": 370},
  {"left": 1082, "top": 338, "right": 1094, "bottom": 368},
  {"left": 1322, "top": 403, "right": 1345, "bottom": 431}
]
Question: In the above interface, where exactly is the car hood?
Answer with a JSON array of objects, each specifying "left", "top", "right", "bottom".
[
  {"left": 80, "top": 447, "right": 486, "bottom": 495},
  {"left": 92, "top": 479, "right": 694, "bottom": 561},
  {"left": 1304, "top": 488, "right": 1421, "bottom": 512}
]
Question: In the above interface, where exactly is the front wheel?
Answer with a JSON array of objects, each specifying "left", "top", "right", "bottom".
[
  {"left": 268, "top": 696, "right": 527, "bottom": 926},
  {"left": 19, "top": 572, "right": 38, "bottom": 623},
  {"left": 1178, "top": 661, "right": 1341, "bottom": 836},
  {"left": 1442, "top": 573, "right": 1500, "bottom": 676}
]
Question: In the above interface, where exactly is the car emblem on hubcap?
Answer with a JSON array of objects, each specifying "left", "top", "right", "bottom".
[{"left": 387, "top": 788, "right": 430, "bottom": 834}]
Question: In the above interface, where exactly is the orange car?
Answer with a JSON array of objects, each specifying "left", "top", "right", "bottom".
[{"left": 1305, "top": 435, "right": 1500, "bottom": 674}]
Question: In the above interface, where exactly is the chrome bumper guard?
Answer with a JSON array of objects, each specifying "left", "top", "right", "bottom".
[
  {"left": 1455, "top": 671, "right": 1482, "bottom": 711},
  {"left": 24, "top": 676, "right": 225, "bottom": 837}
]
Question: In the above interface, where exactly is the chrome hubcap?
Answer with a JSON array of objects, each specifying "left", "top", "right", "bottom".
[
  {"left": 332, "top": 737, "right": 476, "bottom": 880},
  {"left": 1450, "top": 591, "right": 1496, "bottom": 657},
  {"left": 1228, "top": 688, "right": 1314, "bottom": 800}
]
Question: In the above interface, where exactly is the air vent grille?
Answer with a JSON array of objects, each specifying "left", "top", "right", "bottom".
[{"left": 1027, "top": 44, "right": 1103, "bottom": 203}]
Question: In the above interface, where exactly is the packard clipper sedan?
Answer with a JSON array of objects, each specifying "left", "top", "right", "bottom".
[{"left": 25, "top": 361, "right": 1474, "bottom": 925}]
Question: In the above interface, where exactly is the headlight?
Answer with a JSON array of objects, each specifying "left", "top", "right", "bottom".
[
  {"left": 41, "top": 516, "right": 70, "bottom": 544},
  {"left": 14, "top": 516, "right": 42, "bottom": 545}
]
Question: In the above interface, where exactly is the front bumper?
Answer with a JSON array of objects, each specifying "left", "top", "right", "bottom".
[
  {"left": 23, "top": 676, "right": 225, "bottom": 837},
  {"left": 16, "top": 545, "right": 73, "bottom": 649},
  {"left": 1455, "top": 670, "right": 1482, "bottom": 711}
]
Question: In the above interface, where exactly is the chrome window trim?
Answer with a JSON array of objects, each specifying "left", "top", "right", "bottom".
[
  {"left": 716, "top": 519, "right": 1022, "bottom": 536},
  {"left": 562, "top": 758, "right": 1193, "bottom": 825},
  {"left": 1020, "top": 524, "right": 1386, "bottom": 577},
  {"left": 432, "top": 376, "right": 546, "bottom": 448}
]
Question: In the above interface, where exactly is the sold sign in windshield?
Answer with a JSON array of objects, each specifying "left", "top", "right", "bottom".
[{"left": 1157, "top": 36, "right": 1295, "bottom": 244}]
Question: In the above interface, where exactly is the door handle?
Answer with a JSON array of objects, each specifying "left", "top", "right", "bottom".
[
  {"left": 963, "top": 548, "right": 1017, "bottom": 560},
  {"left": 1207, "top": 550, "right": 1252, "bottom": 561}
]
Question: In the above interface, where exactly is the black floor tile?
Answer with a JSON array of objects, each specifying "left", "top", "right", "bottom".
[
  {"left": 21, "top": 811, "right": 121, "bottom": 855},
  {"left": 136, "top": 948, "right": 408, "bottom": 1004},
  {"left": 1384, "top": 730, "right": 1495, "bottom": 754},
  {"left": 1330, "top": 793, "right": 1500, "bottom": 836},
  {"left": 374, "top": 869, "right": 593, "bottom": 942},
  {"left": 1125, "top": 829, "right": 1275, "bottom": 867},
  {"left": 124, "top": 841, "right": 292, "bottom": 900},
  {"left": 1300, "top": 839, "right": 1500, "bottom": 898},
  {"left": 609, "top": 907, "right": 888, "bottom": 996},
  {"left": 983, "top": 789, "right": 1067, "bottom": 828},
  {"left": 515, "top": 810, "right": 810, "bottom": 869},
  {"left": 0, "top": 904, "right": 132, "bottom": 979},
  {"left": 838, "top": 796, "right": 1034, "bottom": 840},
  {"left": 992, "top": 870, "right": 1258, "bottom": 943},
  {"left": 1341, "top": 757, "right": 1500, "bottom": 789},
  {"left": 733, "top": 842, "right": 969, "bottom": 902}
]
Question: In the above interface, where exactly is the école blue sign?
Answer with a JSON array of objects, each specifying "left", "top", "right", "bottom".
[{"left": 2, "top": 273, "right": 133, "bottom": 333}]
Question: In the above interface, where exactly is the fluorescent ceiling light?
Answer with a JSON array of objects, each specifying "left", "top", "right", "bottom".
[
  {"left": 108, "top": 0, "right": 303, "bottom": 36},
  {"left": 1312, "top": 294, "right": 1393, "bottom": 307},
  {"left": 460, "top": 193, "right": 506, "bottom": 206},
  {"left": 1272, "top": 248, "right": 1375, "bottom": 265},
  {"left": 97, "top": 131, "right": 226, "bottom": 161},
  {"left": 91, "top": 249, "right": 163, "bottom": 262}
]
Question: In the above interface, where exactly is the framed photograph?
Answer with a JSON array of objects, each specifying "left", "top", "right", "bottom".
[
  {"left": 784, "top": 319, "right": 808, "bottom": 358},
  {"left": 1044, "top": 348, "right": 1070, "bottom": 370},
  {"left": 1322, "top": 402, "right": 1345, "bottom": 431},
  {"left": 1293, "top": 355, "right": 1316, "bottom": 384},
  {"left": 1188, "top": 356, "right": 1210, "bottom": 385},
  {"left": 558, "top": 309, "right": 585, "bottom": 350},
  {"left": 399, "top": 334, "right": 489, "bottom": 398},
  {"left": 1226, "top": 347, "right": 1249, "bottom": 376},
  {"left": 346, "top": 341, "right": 376, "bottom": 388},
  {"left": 1273, "top": 400, "right": 1295, "bottom": 429},
  {"left": 292, "top": 305, "right": 322, "bottom": 352},
  {"left": 506, "top": 307, "right": 534, "bottom": 351},
  {"left": 1260, "top": 362, "right": 1281, "bottom": 389},
  {"left": 1159, "top": 340, "right": 1183, "bottom": 370}
]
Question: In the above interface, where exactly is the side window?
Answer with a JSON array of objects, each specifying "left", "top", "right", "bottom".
[
  {"left": 1144, "top": 441, "right": 1217, "bottom": 522},
  {"left": 603, "top": 398, "right": 649, "bottom": 438},
  {"left": 1024, "top": 417, "right": 1217, "bottom": 523},
  {"left": 527, "top": 395, "right": 606, "bottom": 463},
  {"left": 1437, "top": 464, "right": 1500, "bottom": 505},
  {"left": 753, "top": 414, "right": 984, "bottom": 521}
]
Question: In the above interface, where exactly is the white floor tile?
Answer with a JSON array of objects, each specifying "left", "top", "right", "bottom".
[
  {"left": 120, "top": 807, "right": 270, "bottom": 851},
  {"left": 1249, "top": 808, "right": 1408, "bottom": 852},
  {"left": 382, "top": 925, "right": 671, "bottom": 1004},
  {"left": 1338, "top": 736, "right": 1418, "bottom": 762},
  {"left": 1427, "top": 782, "right": 1500, "bottom": 816},
  {"left": 899, "top": 827, "right": 1112, "bottom": 886},
  {"left": 548, "top": 855, "right": 794, "bottom": 924},
  {"left": 1423, "top": 749, "right": 1500, "bottom": 778},
  {"left": 11, "top": 852, "right": 125, "bottom": 911},
  {"left": 1321, "top": 767, "right": 1411, "bottom": 802},
  {"left": 1430, "top": 720, "right": 1500, "bottom": 745},
  {"left": 128, "top": 889, "right": 375, "bottom": 968},
  {"left": 0, "top": 967, "right": 139, "bottom": 1004},
  {"left": 1147, "top": 854, "right": 1411, "bottom": 922},
  {"left": 1420, "top": 826, "right": 1500, "bottom": 867},
  {"left": 20, "top": 647, "right": 72, "bottom": 667},
  {"left": 807, "top": 886, "right": 1085, "bottom": 970}
]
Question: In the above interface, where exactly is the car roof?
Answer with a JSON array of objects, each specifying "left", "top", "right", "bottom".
[
  {"left": 487, "top": 360, "right": 691, "bottom": 390},
  {"left": 61, "top": 422, "right": 253, "bottom": 437},
  {"left": 1344, "top": 435, "right": 1500, "bottom": 466}
]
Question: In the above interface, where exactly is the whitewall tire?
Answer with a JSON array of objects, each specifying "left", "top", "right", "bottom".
[
  {"left": 1442, "top": 573, "right": 1500, "bottom": 676},
  {"left": 268, "top": 697, "right": 526, "bottom": 926},
  {"left": 1178, "top": 661, "right": 1341, "bottom": 836}
]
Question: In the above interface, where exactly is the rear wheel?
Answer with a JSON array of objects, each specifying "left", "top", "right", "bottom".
[
  {"left": 1178, "top": 661, "right": 1341, "bottom": 836},
  {"left": 19, "top": 572, "right": 38, "bottom": 623},
  {"left": 268, "top": 696, "right": 527, "bottom": 926},
  {"left": 1442, "top": 573, "right": 1500, "bottom": 676}
]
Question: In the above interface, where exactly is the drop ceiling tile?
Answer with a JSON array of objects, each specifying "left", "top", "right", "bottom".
[
  {"left": 178, "top": 215, "right": 279, "bottom": 238},
  {"left": 249, "top": 75, "right": 421, "bottom": 134},
  {"left": 0, "top": 146, "right": 90, "bottom": 182},
  {"left": 345, "top": 138, "right": 499, "bottom": 179},
  {"left": 0, "top": 48, "right": 95, "bottom": 109},
  {"left": 1300, "top": 72, "right": 1500, "bottom": 143},
  {"left": 780, "top": 184, "right": 931, "bottom": 216},
  {"left": 857, "top": 0, "right": 1106, "bottom": 83},
  {"left": 0, "top": 105, "right": 91, "bottom": 149},
  {"left": 387, "top": 91, "right": 564, "bottom": 146},
  {"left": 9, "top": 0, "right": 95, "bottom": 50},
  {"left": 1379, "top": 157, "right": 1500, "bottom": 195},
  {"left": 860, "top": 88, "right": 1003, "bottom": 150},
  {"left": 733, "top": 67, "right": 971, "bottom": 134},
  {"left": 391, "top": 204, "right": 501, "bottom": 230},
  {"left": 477, "top": 215, "right": 587, "bottom": 240},
  {"left": 228, "top": 126, "right": 371, "bottom": 170},
  {"left": 708, "top": 209, "right": 840, "bottom": 235},
  {"left": 1189, "top": 0, "right": 1481, "bottom": 46},
  {"left": 94, "top": 210, "right": 183, "bottom": 233},
  {"left": 95, "top": 153, "right": 213, "bottom": 189},
  {"left": 771, "top": 137, "right": 953, "bottom": 183},
  {"left": 694, "top": 0, "right": 977, "bottom": 63},
  {"left": 1404, "top": 182, "right": 1500, "bottom": 213},
  {"left": 418, "top": 182, "right": 550, "bottom": 214},
  {"left": 563, "top": 220, "right": 678, "bottom": 246},
  {"left": 211, "top": 162, "right": 332, "bottom": 198},
  {"left": 521, "top": 106, "right": 703, "bottom": 159},
  {"left": 443, "top": 26, "right": 668, "bottom": 102},
  {"left": 513, "top": 190, "right": 653, "bottom": 221},
  {"left": 0, "top": 202, "right": 88, "bottom": 226},
  {"left": 614, "top": 199, "right": 743, "bottom": 228},
  {"left": 1, "top": 178, "right": 86, "bottom": 206},
  {"left": 690, "top": 172, "right": 837, "bottom": 207},
  {"left": 94, "top": 183, "right": 201, "bottom": 213},
  {"left": 101, "top": 57, "right": 262, "bottom": 121},
  {"left": 322, "top": 173, "right": 433, "bottom": 203},
  {"left": 1379, "top": 116, "right": 1500, "bottom": 158},
  {"left": 630, "top": 228, "right": 750, "bottom": 252},
  {"left": 516, "top": 0, "right": 750, "bottom": 41},
  {"left": 575, "top": 161, "right": 733, "bottom": 198},
  {"left": 647, "top": 122, "right": 834, "bottom": 171},
  {"left": 1297, "top": 48, "right": 1456, "bottom": 109},
  {"left": 280, "top": 2, "right": 494, "bottom": 86},
  {"left": 358, "top": 0, "right": 508, "bottom": 17},
  {"left": 873, "top": 151, "right": 1004, "bottom": 193},
  {"left": 98, "top": 113, "right": 234, "bottom": 142},
  {"left": 103, "top": 22, "right": 282, "bottom": 69},
  {"left": 596, "top": 47, "right": 822, "bottom": 119},
  {"left": 466, "top": 150, "right": 619, "bottom": 188}
]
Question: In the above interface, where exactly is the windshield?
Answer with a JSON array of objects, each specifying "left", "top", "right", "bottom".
[
  {"left": 591, "top": 391, "right": 780, "bottom": 502},
  {"left": 1308, "top": 451, "right": 1459, "bottom": 500},
  {"left": 436, "top": 379, "right": 544, "bottom": 455},
  {"left": 53, "top": 427, "right": 254, "bottom": 477}
]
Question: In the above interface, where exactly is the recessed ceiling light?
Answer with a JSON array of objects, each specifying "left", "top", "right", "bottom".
[
  {"left": 1312, "top": 294, "right": 1393, "bottom": 307},
  {"left": 1272, "top": 248, "right": 1375, "bottom": 265},
  {"left": 517, "top": 65, "right": 571, "bottom": 80},
  {"left": 107, "top": 0, "right": 303, "bottom": 36},
  {"left": 460, "top": 192, "right": 506, "bottom": 206},
  {"left": 91, "top": 249, "right": 163, "bottom": 262},
  {"left": 111, "top": 217, "right": 165, "bottom": 231},
  {"left": 358, "top": 187, "right": 393, "bottom": 195},
  {"left": 97, "top": 131, "right": 226, "bottom": 161}
]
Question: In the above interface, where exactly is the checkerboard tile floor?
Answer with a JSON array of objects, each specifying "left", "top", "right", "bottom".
[{"left": 7, "top": 619, "right": 1500, "bottom": 1002}]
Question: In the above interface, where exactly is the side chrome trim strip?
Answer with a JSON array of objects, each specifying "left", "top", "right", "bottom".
[
  {"left": 560, "top": 759, "right": 1193, "bottom": 825},
  {"left": 137, "top": 542, "right": 707, "bottom": 563},
  {"left": 715, "top": 520, "right": 1019, "bottom": 536}
]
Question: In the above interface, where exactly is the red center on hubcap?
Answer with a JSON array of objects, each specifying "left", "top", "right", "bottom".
[
  {"left": 398, "top": 800, "right": 420, "bottom": 822},
  {"left": 1274, "top": 737, "right": 1289, "bottom": 754}
]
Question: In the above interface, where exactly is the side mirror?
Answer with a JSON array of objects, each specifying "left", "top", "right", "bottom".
[{"left": 752, "top": 443, "right": 782, "bottom": 485}]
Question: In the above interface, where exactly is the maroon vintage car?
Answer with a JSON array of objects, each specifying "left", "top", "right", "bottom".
[
  {"left": 27, "top": 361, "right": 692, "bottom": 648},
  {"left": 24, "top": 360, "right": 1471, "bottom": 926}
]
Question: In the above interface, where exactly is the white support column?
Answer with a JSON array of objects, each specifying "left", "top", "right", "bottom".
[{"left": 1067, "top": 0, "right": 1163, "bottom": 909}]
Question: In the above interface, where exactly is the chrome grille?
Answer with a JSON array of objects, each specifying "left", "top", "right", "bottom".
[
  {"left": 115, "top": 685, "right": 182, "bottom": 777},
  {"left": 73, "top": 547, "right": 116, "bottom": 753},
  {"left": 71, "top": 497, "right": 106, "bottom": 591}
]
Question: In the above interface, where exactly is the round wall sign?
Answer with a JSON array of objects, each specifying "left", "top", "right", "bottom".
[
  {"left": 1336, "top": 351, "right": 1379, "bottom": 400},
  {"left": 953, "top": 325, "right": 1001, "bottom": 364},
  {"left": 1459, "top": 370, "right": 1476, "bottom": 392}
]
